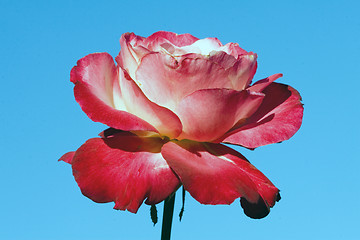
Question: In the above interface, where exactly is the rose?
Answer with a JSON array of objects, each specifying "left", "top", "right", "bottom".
[{"left": 60, "top": 31, "right": 303, "bottom": 219}]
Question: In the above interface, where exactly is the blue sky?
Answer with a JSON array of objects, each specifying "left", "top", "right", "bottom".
[{"left": 1, "top": 0, "right": 359, "bottom": 239}]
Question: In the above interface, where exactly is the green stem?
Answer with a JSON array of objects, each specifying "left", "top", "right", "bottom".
[{"left": 161, "top": 193, "right": 176, "bottom": 240}]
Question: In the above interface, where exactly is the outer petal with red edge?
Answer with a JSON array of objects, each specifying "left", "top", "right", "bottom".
[
  {"left": 161, "top": 140, "right": 280, "bottom": 218},
  {"left": 176, "top": 88, "right": 264, "bottom": 142},
  {"left": 60, "top": 131, "right": 181, "bottom": 213},
  {"left": 219, "top": 83, "right": 304, "bottom": 149},
  {"left": 71, "top": 53, "right": 158, "bottom": 132}
]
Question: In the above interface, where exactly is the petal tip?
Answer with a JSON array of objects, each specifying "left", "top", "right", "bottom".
[
  {"left": 240, "top": 191, "right": 281, "bottom": 219},
  {"left": 59, "top": 151, "right": 75, "bottom": 164}
]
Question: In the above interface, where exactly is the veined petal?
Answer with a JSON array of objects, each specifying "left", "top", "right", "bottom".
[
  {"left": 71, "top": 53, "right": 157, "bottom": 132},
  {"left": 61, "top": 131, "right": 180, "bottom": 213},
  {"left": 161, "top": 140, "right": 280, "bottom": 218},
  {"left": 119, "top": 68, "right": 183, "bottom": 138},
  {"left": 220, "top": 83, "right": 304, "bottom": 148},
  {"left": 135, "top": 52, "right": 233, "bottom": 110},
  {"left": 176, "top": 89, "right": 264, "bottom": 142}
]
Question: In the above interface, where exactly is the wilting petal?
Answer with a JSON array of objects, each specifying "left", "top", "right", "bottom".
[
  {"left": 176, "top": 89, "right": 264, "bottom": 142},
  {"left": 71, "top": 53, "right": 157, "bottom": 132},
  {"left": 61, "top": 131, "right": 180, "bottom": 213},
  {"left": 248, "top": 73, "right": 283, "bottom": 92},
  {"left": 161, "top": 140, "right": 280, "bottom": 218},
  {"left": 220, "top": 83, "right": 304, "bottom": 148},
  {"left": 118, "top": 68, "right": 183, "bottom": 138},
  {"left": 135, "top": 52, "right": 232, "bottom": 110}
]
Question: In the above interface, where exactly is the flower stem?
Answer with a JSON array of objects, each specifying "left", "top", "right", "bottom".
[{"left": 161, "top": 193, "right": 175, "bottom": 240}]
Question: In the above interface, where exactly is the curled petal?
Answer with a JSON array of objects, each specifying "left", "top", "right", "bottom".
[
  {"left": 117, "top": 33, "right": 149, "bottom": 80},
  {"left": 71, "top": 53, "right": 157, "bottom": 132},
  {"left": 61, "top": 131, "right": 180, "bottom": 213},
  {"left": 228, "top": 53, "right": 258, "bottom": 90},
  {"left": 220, "top": 83, "right": 304, "bottom": 148},
  {"left": 161, "top": 140, "right": 280, "bottom": 218},
  {"left": 118, "top": 68, "right": 183, "bottom": 138},
  {"left": 144, "top": 31, "right": 199, "bottom": 48},
  {"left": 59, "top": 151, "right": 75, "bottom": 164},
  {"left": 222, "top": 42, "right": 248, "bottom": 58},
  {"left": 208, "top": 51, "right": 238, "bottom": 69},
  {"left": 176, "top": 89, "right": 264, "bottom": 142},
  {"left": 178, "top": 37, "right": 223, "bottom": 55},
  {"left": 135, "top": 52, "right": 232, "bottom": 110},
  {"left": 208, "top": 51, "right": 258, "bottom": 90},
  {"left": 248, "top": 73, "right": 283, "bottom": 92}
]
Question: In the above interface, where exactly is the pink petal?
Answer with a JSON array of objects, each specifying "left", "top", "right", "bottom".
[
  {"left": 144, "top": 31, "right": 199, "bottom": 48},
  {"left": 161, "top": 140, "right": 280, "bottom": 218},
  {"left": 222, "top": 42, "right": 248, "bottom": 58},
  {"left": 59, "top": 151, "right": 75, "bottom": 164},
  {"left": 176, "top": 89, "right": 264, "bottom": 142},
  {"left": 135, "top": 52, "right": 233, "bottom": 110},
  {"left": 248, "top": 73, "right": 283, "bottom": 92},
  {"left": 117, "top": 33, "right": 149, "bottom": 80},
  {"left": 67, "top": 131, "right": 181, "bottom": 213},
  {"left": 228, "top": 53, "right": 258, "bottom": 90},
  {"left": 219, "top": 83, "right": 304, "bottom": 148},
  {"left": 208, "top": 51, "right": 238, "bottom": 69},
  {"left": 118, "top": 68, "right": 183, "bottom": 138},
  {"left": 177, "top": 37, "right": 223, "bottom": 55},
  {"left": 208, "top": 51, "right": 258, "bottom": 90},
  {"left": 71, "top": 53, "right": 157, "bottom": 132}
]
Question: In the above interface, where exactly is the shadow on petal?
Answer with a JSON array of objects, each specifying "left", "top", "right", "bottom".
[{"left": 60, "top": 131, "right": 180, "bottom": 213}]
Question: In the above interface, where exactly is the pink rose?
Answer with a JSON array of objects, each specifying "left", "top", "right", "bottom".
[{"left": 60, "top": 31, "right": 303, "bottom": 219}]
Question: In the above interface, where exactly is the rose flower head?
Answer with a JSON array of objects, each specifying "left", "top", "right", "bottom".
[{"left": 60, "top": 31, "right": 303, "bottom": 219}]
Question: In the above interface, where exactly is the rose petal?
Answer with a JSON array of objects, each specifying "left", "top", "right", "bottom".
[
  {"left": 228, "top": 53, "right": 258, "bottom": 90},
  {"left": 66, "top": 131, "right": 180, "bottom": 213},
  {"left": 59, "top": 151, "right": 75, "bottom": 164},
  {"left": 222, "top": 42, "right": 248, "bottom": 58},
  {"left": 135, "top": 52, "right": 233, "bottom": 110},
  {"left": 208, "top": 51, "right": 258, "bottom": 90},
  {"left": 144, "top": 31, "right": 199, "bottom": 48},
  {"left": 71, "top": 53, "right": 157, "bottom": 132},
  {"left": 118, "top": 68, "right": 183, "bottom": 138},
  {"left": 208, "top": 51, "right": 238, "bottom": 69},
  {"left": 178, "top": 38, "right": 223, "bottom": 55},
  {"left": 248, "top": 73, "right": 283, "bottom": 92},
  {"left": 219, "top": 83, "right": 304, "bottom": 148},
  {"left": 117, "top": 33, "right": 149, "bottom": 80},
  {"left": 161, "top": 140, "right": 280, "bottom": 218},
  {"left": 176, "top": 89, "right": 264, "bottom": 142}
]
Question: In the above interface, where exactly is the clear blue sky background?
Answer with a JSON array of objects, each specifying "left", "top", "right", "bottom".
[{"left": 1, "top": 0, "right": 359, "bottom": 239}]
